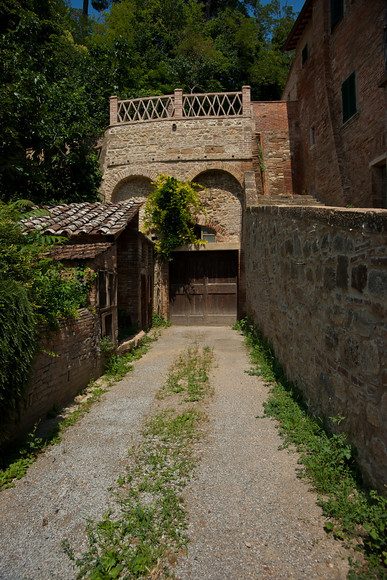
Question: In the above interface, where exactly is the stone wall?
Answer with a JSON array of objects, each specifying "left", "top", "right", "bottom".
[
  {"left": 99, "top": 94, "right": 296, "bottom": 211},
  {"left": 244, "top": 205, "right": 387, "bottom": 492},
  {"left": 100, "top": 116, "right": 252, "bottom": 202},
  {"left": 9, "top": 309, "right": 103, "bottom": 442}
]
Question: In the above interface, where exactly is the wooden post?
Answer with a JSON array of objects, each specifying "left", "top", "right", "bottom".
[
  {"left": 174, "top": 88, "right": 183, "bottom": 119},
  {"left": 110, "top": 95, "right": 118, "bottom": 125},
  {"left": 242, "top": 85, "right": 251, "bottom": 117}
]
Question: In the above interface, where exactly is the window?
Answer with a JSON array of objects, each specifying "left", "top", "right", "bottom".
[
  {"left": 302, "top": 44, "right": 308, "bottom": 66},
  {"left": 310, "top": 126, "right": 316, "bottom": 147},
  {"left": 331, "top": 0, "right": 344, "bottom": 30},
  {"left": 201, "top": 227, "right": 216, "bottom": 243},
  {"left": 98, "top": 271, "right": 107, "bottom": 308},
  {"left": 341, "top": 72, "right": 357, "bottom": 123}
]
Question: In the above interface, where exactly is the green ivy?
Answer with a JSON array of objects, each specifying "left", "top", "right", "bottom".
[
  {"left": 0, "top": 279, "right": 37, "bottom": 440},
  {"left": 0, "top": 200, "right": 95, "bottom": 436},
  {"left": 143, "top": 175, "right": 205, "bottom": 260}
]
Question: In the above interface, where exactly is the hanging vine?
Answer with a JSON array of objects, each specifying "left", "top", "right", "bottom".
[{"left": 143, "top": 175, "right": 206, "bottom": 261}]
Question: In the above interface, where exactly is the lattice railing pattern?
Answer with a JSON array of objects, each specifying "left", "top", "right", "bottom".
[
  {"left": 182, "top": 92, "right": 242, "bottom": 117},
  {"left": 117, "top": 95, "right": 175, "bottom": 123},
  {"left": 111, "top": 88, "right": 249, "bottom": 124}
]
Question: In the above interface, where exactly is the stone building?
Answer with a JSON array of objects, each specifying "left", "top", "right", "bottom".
[
  {"left": 98, "top": 87, "right": 303, "bottom": 323},
  {"left": 282, "top": 0, "right": 387, "bottom": 208}
]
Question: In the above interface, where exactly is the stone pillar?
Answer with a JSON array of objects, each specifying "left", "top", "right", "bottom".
[
  {"left": 110, "top": 95, "right": 118, "bottom": 126},
  {"left": 242, "top": 85, "right": 251, "bottom": 117},
  {"left": 174, "top": 88, "right": 183, "bottom": 119}
]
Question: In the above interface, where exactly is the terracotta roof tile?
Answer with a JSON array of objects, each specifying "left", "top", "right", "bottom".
[
  {"left": 50, "top": 243, "right": 114, "bottom": 261},
  {"left": 23, "top": 201, "right": 141, "bottom": 237}
]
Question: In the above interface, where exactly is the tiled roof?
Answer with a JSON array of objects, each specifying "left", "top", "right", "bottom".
[
  {"left": 23, "top": 201, "right": 141, "bottom": 237},
  {"left": 50, "top": 242, "right": 114, "bottom": 261}
]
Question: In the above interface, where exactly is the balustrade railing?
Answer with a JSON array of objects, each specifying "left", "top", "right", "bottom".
[{"left": 110, "top": 86, "right": 251, "bottom": 124}]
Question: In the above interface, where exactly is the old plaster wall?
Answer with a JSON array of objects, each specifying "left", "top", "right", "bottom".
[{"left": 244, "top": 205, "right": 387, "bottom": 492}]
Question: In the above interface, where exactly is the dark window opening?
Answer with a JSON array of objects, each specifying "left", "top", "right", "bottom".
[
  {"left": 310, "top": 126, "right": 316, "bottom": 147},
  {"left": 104, "top": 313, "right": 113, "bottom": 339},
  {"left": 331, "top": 0, "right": 344, "bottom": 30},
  {"left": 302, "top": 44, "right": 308, "bottom": 66},
  {"left": 98, "top": 271, "right": 107, "bottom": 308},
  {"left": 341, "top": 72, "right": 357, "bottom": 123},
  {"left": 108, "top": 273, "right": 115, "bottom": 306}
]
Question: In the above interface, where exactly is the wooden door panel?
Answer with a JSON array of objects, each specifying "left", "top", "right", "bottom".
[{"left": 169, "top": 250, "right": 238, "bottom": 325}]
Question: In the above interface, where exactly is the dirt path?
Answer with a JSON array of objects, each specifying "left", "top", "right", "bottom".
[{"left": 0, "top": 327, "right": 352, "bottom": 579}]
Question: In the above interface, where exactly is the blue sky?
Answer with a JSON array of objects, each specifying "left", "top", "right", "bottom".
[{"left": 69, "top": 0, "right": 305, "bottom": 19}]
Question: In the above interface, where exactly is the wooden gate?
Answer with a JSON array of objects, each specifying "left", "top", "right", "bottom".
[{"left": 169, "top": 250, "right": 238, "bottom": 325}]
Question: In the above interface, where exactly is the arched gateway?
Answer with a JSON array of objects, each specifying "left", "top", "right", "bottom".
[{"left": 98, "top": 88, "right": 294, "bottom": 324}]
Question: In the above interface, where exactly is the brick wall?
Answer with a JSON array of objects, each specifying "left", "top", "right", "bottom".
[
  {"left": 8, "top": 309, "right": 104, "bottom": 442},
  {"left": 116, "top": 216, "right": 154, "bottom": 330},
  {"left": 283, "top": 0, "right": 386, "bottom": 207},
  {"left": 252, "top": 102, "right": 294, "bottom": 198},
  {"left": 244, "top": 205, "right": 387, "bottom": 492}
]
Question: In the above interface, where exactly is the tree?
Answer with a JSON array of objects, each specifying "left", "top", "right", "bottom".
[
  {"left": 0, "top": 0, "right": 105, "bottom": 203},
  {"left": 86, "top": 0, "right": 296, "bottom": 99}
]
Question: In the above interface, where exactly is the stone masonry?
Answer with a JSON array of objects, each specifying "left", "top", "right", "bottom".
[
  {"left": 99, "top": 88, "right": 295, "bottom": 243},
  {"left": 244, "top": 204, "right": 387, "bottom": 493}
]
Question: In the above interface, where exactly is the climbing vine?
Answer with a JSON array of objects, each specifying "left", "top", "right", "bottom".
[
  {"left": 143, "top": 175, "right": 206, "bottom": 260},
  {"left": 0, "top": 200, "right": 94, "bottom": 438}
]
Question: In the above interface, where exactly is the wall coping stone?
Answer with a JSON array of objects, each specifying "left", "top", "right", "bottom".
[{"left": 247, "top": 205, "right": 387, "bottom": 233}]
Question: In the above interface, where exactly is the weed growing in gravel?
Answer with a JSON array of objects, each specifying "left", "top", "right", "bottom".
[
  {"left": 234, "top": 317, "right": 387, "bottom": 578},
  {"left": 103, "top": 334, "right": 156, "bottom": 384},
  {"left": 0, "top": 334, "right": 156, "bottom": 491},
  {"left": 151, "top": 312, "right": 171, "bottom": 328},
  {"left": 158, "top": 343, "right": 214, "bottom": 402},
  {"left": 68, "top": 344, "right": 214, "bottom": 579}
]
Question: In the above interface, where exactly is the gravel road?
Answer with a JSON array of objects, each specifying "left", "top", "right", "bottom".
[{"left": 0, "top": 326, "right": 352, "bottom": 579}]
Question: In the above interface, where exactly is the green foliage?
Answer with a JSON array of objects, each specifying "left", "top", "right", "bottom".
[
  {"left": 85, "top": 0, "right": 296, "bottom": 99},
  {"left": 0, "top": 279, "right": 37, "bottom": 436},
  {"left": 0, "top": 201, "right": 94, "bottom": 325},
  {"left": 151, "top": 312, "right": 171, "bottom": 328},
  {"left": 159, "top": 343, "right": 213, "bottom": 402},
  {"left": 0, "top": 0, "right": 104, "bottom": 203},
  {"left": 0, "top": 200, "right": 95, "bottom": 432},
  {"left": 234, "top": 317, "right": 387, "bottom": 576},
  {"left": 143, "top": 175, "right": 206, "bottom": 260}
]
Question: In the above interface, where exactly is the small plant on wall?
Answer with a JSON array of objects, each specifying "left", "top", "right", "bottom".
[{"left": 143, "top": 175, "right": 205, "bottom": 261}]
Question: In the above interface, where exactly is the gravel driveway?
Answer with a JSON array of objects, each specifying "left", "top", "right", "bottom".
[{"left": 0, "top": 326, "right": 352, "bottom": 579}]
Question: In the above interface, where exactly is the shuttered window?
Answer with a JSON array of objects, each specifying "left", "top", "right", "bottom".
[
  {"left": 331, "top": 0, "right": 344, "bottom": 30},
  {"left": 341, "top": 72, "right": 357, "bottom": 123}
]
